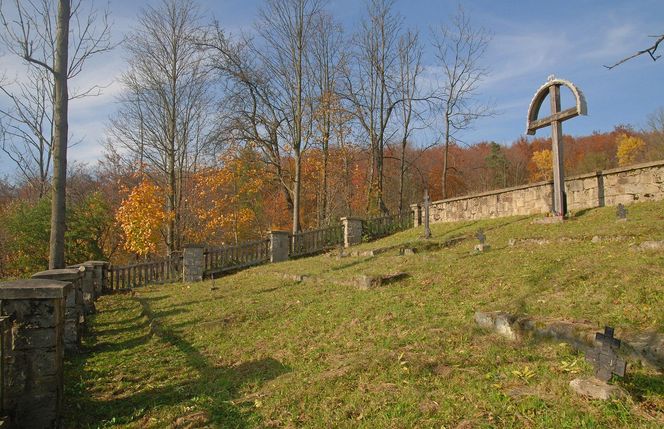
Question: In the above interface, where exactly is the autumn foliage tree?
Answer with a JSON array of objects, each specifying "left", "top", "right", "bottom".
[
  {"left": 616, "top": 134, "right": 646, "bottom": 167},
  {"left": 116, "top": 179, "right": 168, "bottom": 258},
  {"left": 191, "top": 154, "right": 264, "bottom": 245},
  {"left": 530, "top": 149, "right": 553, "bottom": 181}
]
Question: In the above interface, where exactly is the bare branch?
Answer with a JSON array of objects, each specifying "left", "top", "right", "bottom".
[{"left": 604, "top": 34, "right": 664, "bottom": 70}]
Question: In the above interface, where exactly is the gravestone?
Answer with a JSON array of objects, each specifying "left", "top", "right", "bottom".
[
  {"left": 616, "top": 203, "right": 628, "bottom": 221},
  {"left": 527, "top": 75, "right": 587, "bottom": 217},
  {"left": 571, "top": 326, "right": 628, "bottom": 400},
  {"left": 423, "top": 189, "right": 431, "bottom": 239},
  {"left": 586, "top": 326, "right": 627, "bottom": 382},
  {"left": 473, "top": 228, "right": 490, "bottom": 253}
]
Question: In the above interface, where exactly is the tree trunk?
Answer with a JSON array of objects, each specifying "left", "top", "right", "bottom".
[
  {"left": 292, "top": 151, "right": 302, "bottom": 234},
  {"left": 442, "top": 114, "right": 451, "bottom": 199},
  {"left": 398, "top": 136, "right": 406, "bottom": 213},
  {"left": 48, "top": 0, "right": 70, "bottom": 269}
]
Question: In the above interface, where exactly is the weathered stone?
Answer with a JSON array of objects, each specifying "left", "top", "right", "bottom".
[
  {"left": 474, "top": 311, "right": 517, "bottom": 340},
  {"left": 68, "top": 262, "right": 96, "bottom": 314},
  {"left": 400, "top": 247, "right": 417, "bottom": 256},
  {"left": 473, "top": 243, "right": 491, "bottom": 253},
  {"left": 269, "top": 231, "right": 290, "bottom": 263},
  {"left": 0, "top": 279, "right": 71, "bottom": 300},
  {"left": 341, "top": 217, "right": 363, "bottom": 248},
  {"left": 0, "top": 280, "right": 67, "bottom": 428},
  {"left": 532, "top": 216, "right": 564, "bottom": 224},
  {"left": 569, "top": 377, "right": 628, "bottom": 400},
  {"left": 426, "top": 161, "right": 664, "bottom": 225},
  {"left": 2, "top": 300, "right": 57, "bottom": 329},
  {"left": 356, "top": 275, "right": 382, "bottom": 290},
  {"left": 11, "top": 326, "right": 57, "bottom": 350},
  {"left": 183, "top": 245, "right": 205, "bottom": 282},
  {"left": 637, "top": 240, "right": 664, "bottom": 251}
]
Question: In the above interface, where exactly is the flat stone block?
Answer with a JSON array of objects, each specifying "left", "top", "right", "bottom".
[
  {"left": 11, "top": 326, "right": 57, "bottom": 350},
  {"left": 474, "top": 311, "right": 517, "bottom": 341},
  {"left": 473, "top": 244, "right": 491, "bottom": 253},
  {"left": 569, "top": 377, "right": 628, "bottom": 400},
  {"left": 532, "top": 216, "right": 564, "bottom": 224},
  {"left": 355, "top": 275, "right": 382, "bottom": 290},
  {"left": 32, "top": 268, "right": 82, "bottom": 282},
  {"left": 2, "top": 300, "right": 57, "bottom": 329},
  {"left": 0, "top": 279, "right": 71, "bottom": 300}
]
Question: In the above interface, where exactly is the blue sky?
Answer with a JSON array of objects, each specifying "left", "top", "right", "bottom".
[{"left": 1, "top": 0, "right": 663, "bottom": 177}]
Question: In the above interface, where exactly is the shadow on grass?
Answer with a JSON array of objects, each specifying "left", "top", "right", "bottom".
[{"left": 65, "top": 296, "right": 291, "bottom": 428}]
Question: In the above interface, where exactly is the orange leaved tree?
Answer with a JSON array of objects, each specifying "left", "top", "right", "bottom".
[{"left": 116, "top": 179, "right": 168, "bottom": 258}]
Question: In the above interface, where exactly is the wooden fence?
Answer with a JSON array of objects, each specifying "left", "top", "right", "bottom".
[
  {"left": 289, "top": 225, "right": 343, "bottom": 258},
  {"left": 108, "top": 255, "right": 182, "bottom": 290},
  {"left": 363, "top": 210, "right": 413, "bottom": 241},
  {"left": 205, "top": 239, "right": 270, "bottom": 275}
]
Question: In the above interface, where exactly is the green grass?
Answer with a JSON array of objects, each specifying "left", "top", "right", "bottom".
[{"left": 65, "top": 201, "right": 664, "bottom": 428}]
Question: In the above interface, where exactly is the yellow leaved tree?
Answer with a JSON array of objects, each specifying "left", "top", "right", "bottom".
[
  {"left": 616, "top": 134, "right": 646, "bottom": 167},
  {"left": 529, "top": 149, "right": 553, "bottom": 181},
  {"left": 116, "top": 179, "right": 168, "bottom": 257}
]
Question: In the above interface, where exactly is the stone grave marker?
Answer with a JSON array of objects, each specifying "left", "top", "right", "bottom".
[
  {"left": 585, "top": 326, "right": 627, "bottom": 382},
  {"left": 473, "top": 228, "right": 490, "bottom": 253},
  {"left": 571, "top": 326, "right": 628, "bottom": 400},
  {"left": 527, "top": 75, "right": 587, "bottom": 217},
  {"left": 616, "top": 203, "right": 628, "bottom": 221},
  {"left": 423, "top": 189, "right": 431, "bottom": 239}
]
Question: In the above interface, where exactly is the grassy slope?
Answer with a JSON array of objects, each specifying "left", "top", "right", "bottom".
[{"left": 65, "top": 201, "right": 664, "bottom": 428}]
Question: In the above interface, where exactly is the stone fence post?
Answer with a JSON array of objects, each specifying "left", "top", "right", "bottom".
[
  {"left": 410, "top": 204, "right": 422, "bottom": 227},
  {"left": 86, "top": 261, "right": 109, "bottom": 297},
  {"left": 0, "top": 279, "right": 71, "bottom": 428},
  {"left": 32, "top": 268, "right": 84, "bottom": 351},
  {"left": 67, "top": 262, "right": 96, "bottom": 315},
  {"left": 183, "top": 245, "right": 205, "bottom": 283},
  {"left": 269, "top": 231, "right": 290, "bottom": 263},
  {"left": 341, "top": 217, "right": 363, "bottom": 248}
]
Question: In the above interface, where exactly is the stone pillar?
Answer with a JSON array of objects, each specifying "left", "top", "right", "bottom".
[
  {"left": 341, "top": 217, "right": 363, "bottom": 248},
  {"left": 32, "top": 268, "right": 84, "bottom": 351},
  {"left": 183, "top": 245, "right": 205, "bottom": 283},
  {"left": 0, "top": 278, "right": 71, "bottom": 428},
  {"left": 68, "top": 262, "right": 96, "bottom": 314},
  {"left": 269, "top": 231, "right": 290, "bottom": 263},
  {"left": 86, "top": 261, "right": 109, "bottom": 297},
  {"left": 410, "top": 204, "right": 422, "bottom": 227}
]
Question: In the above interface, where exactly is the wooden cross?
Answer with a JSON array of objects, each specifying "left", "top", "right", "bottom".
[
  {"left": 423, "top": 189, "right": 431, "bottom": 239},
  {"left": 585, "top": 326, "right": 627, "bottom": 382},
  {"left": 527, "top": 76, "right": 587, "bottom": 217}
]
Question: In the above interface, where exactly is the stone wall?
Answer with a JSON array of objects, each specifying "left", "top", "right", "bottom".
[{"left": 430, "top": 160, "right": 664, "bottom": 223}]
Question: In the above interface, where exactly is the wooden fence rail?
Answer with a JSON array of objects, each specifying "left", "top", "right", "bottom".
[
  {"left": 205, "top": 239, "right": 270, "bottom": 275},
  {"left": 363, "top": 210, "right": 413, "bottom": 241},
  {"left": 290, "top": 225, "right": 344, "bottom": 258},
  {"left": 108, "top": 256, "right": 182, "bottom": 290}
]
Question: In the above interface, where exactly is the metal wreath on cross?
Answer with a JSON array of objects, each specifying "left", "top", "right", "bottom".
[{"left": 526, "top": 76, "right": 588, "bottom": 217}]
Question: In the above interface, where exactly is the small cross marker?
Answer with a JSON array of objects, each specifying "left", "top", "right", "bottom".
[{"left": 585, "top": 326, "right": 627, "bottom": 382}]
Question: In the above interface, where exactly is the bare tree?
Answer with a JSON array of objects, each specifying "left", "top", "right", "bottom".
[
  {"left": 256, "top": 0, "right": 321, "bottom": 233},
  {"left": 0, "top": 0, "right": 112, "bottom": 268},
  {"left": 310, "top": 11, "right": 344, "bottom": 226},
  {"left": 395, "top": 29, "right": 423, "bottom": 212},
  {"left": 201, "top": 25, "right": 296, "bottom": 228},
  {"left": 0, "top": 67, "right": 52, "bottom": 197},
  {"left": 108, "top": 0, "right": 212, "bottom": 255},
  {"left": 605, "top": 34, "right": 664, "bottom": 69},
  {"left": 432, "top": 6, "right": 491, "bottom": 199},
  {"left": 344, "top": 0, "right": 403, "bottom": 215}
]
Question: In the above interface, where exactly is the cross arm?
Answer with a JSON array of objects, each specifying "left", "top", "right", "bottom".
[{"left": 526, "top": 107, "right": 580, "bottom": 135}]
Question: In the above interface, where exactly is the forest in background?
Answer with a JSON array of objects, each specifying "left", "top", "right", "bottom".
[
  {"left": 2, "top": 124, "right": 662, "bottom": 277},
  {"left": 0, "top": 0, "right": 662, "bottom": 277}
]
